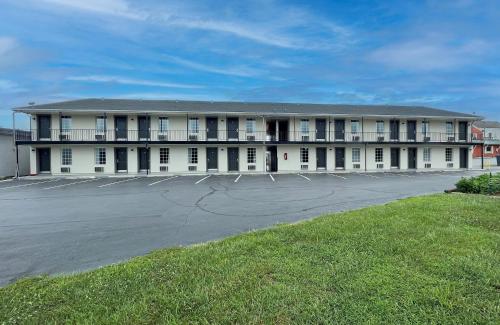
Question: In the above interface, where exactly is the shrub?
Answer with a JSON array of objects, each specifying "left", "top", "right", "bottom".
[{"left": 455, "top": 173, "right": 500, "bottom": 195}]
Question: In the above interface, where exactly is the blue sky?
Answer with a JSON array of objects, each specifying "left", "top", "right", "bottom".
[{"left": 1, "top": 0, "right": 499, "bottom": 128}]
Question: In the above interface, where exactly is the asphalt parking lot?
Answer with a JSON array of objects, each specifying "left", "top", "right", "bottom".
[{"left": 0, "top": 170, "right": 486, "bottom": 286}]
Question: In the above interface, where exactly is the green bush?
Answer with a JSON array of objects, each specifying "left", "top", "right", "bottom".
[{"left": 455, "top": 173, "right": 500, "bottom": 195}]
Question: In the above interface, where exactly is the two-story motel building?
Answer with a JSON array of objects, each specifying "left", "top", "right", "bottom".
[{"left": 13, "top": 99, "right": 481, "bottom": 176}]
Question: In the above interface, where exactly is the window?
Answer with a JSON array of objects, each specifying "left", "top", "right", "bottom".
[
  {"left": 96, "top": 116, "right": 106, "bottom": 133},
  {"left": 300, "top": 119, "right": 309, "bottom": 134},
  {"left": 352, "top": 148, "right": 360, "bottom": 163},
  {"left": 376, "top": 121, "right": 384, "bottom": 134},
  {"left": 188, "top": 148, "right": 198, "bottom": 164},
  {"left": 61, "top": 116, "right": 72, "bottom": 132},
  {"left": 375, "top": 148, "right": 383, "bottom": 163},
  {"left": 445, "top": 148, "right": 453, "bottom": 162},
  {"left": 159, "top": 117, "right": 169, "bottom": 133},
  {"left": 485, "top": 146, "right": 492, "bottom": 153},
  {"left": 446, "top": 122, "right": 454, "bottom": 135},
  {"left": 423, "top": 148, "right": 431, "bottom": 162},
  {"left": 351, "top": 120, "right": 360, "bottom": 134},
  {"left": 247, "top": 148, "right": 256, "bottom": 164},
  {"left": 246, "top": 119, "right": 256, "bottom": 134},
  {"left": 95, "top": 148, "right": 106, "bottom": 165},
  {"left": 61, "top": 148, "right": 72, "bottom": 165},
  {"left": 160, "top": 148, "right": 169, "bottom": 164},
  {"left": 422, "top": 121, "right": 430, "bottom": 134},
  {"left": 188, "top": 118, "right": 199, "bottom": 134},
  {"left": 300, "top": 147, "right": 309, "bottom": 163}
]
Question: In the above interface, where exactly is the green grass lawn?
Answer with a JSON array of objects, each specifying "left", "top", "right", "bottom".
[{"left": 1, "top": 194, "right": 499, "bottom": 324}]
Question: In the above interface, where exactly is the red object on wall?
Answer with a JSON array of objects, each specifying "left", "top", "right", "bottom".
[{"left": 284, "top": 153, "right": 288, "bottom": 160}]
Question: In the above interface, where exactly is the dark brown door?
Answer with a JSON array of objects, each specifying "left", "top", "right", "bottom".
[
  {"left": 115, "top": 116, "right": 128, "bottom": 139},
  {"left": 228, "top": 147, "right": 239, "bottom": 171},
  {"left": 317, "top": 147, "right": 327, "bottom": 169},
  {"left": 407, "top": 121, "right": 416, "bottom": 141},
  {"left": 207, "top": 147, "right": 218, "bottom": 170},
  {"left": 138, "top": 116, "right": 150, "bottom": 139},
  {"left": 38, "top": 148, "right": 51, "bottom": 173},
  {"left": 390, "top": 120, "right": 400, "bottom": 141},
  {"left": 138, "top": 148, "right": 150, "bottom": 171},
  {"left": 335, "top": 147, "right": 345, "bottom": 168},
  {"left": 391, "top": 148, "right": 400, "bottom": 168},
  {"left": 460, "top": 148, "right": 468, "bottom": 168},
  {"left": 115, "top": 147, "right": 128, "bottom": 172},
  {"left": 459, "top": 122, "right": 468, "bottom": 141},
  {"left": 408, "top": 147, "right": 417, "bottom": 169},
  {"left": 227, "top": 118, "right": 239, "bottom": 140},
  {"left": 334, "top": 120, "right": 345, "bottom": 141},
  {"left": 37, "top": 115, "right": 51, "bottom": 139},
  {"left": 316, "top": 119, "right": 326, "bottom": 140},
  {"left": 206, "top": 117, "right": 218, "bottom": 139}
]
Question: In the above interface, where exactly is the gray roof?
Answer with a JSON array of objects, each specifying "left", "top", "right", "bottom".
[
  {"left": 14, "top": 98, "right": 480, "bottom": 119},
  {"left": 473, "top": 120, "right": 500, "bottom": 128}
]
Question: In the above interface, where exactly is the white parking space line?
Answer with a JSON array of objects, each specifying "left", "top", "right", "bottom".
[
  {"left": 298, "top": 174, "right": 311, "bottom": 181},
  {"left": 98, "top": 177, "right": 139, "bottom": 188},
  {"left": 397, "top": 173, "right": 415, "bottom": 178},
  {"left": 0, "top": 179, "right": 59, "bottom": 190},
  {"left": 269, "top": 174, "right": 275, "bottom": 182},
  {"left": 195, "top": 175, "right": 211, "bottom": 184},
  {"left": 0, "top": 178, "right": 13, "bottom": 183},
  {"left": 360, "top": 173, "right": 380, "bottom": 178},
  {"left": 234, "top": 174, "right": 242, "bottom": 183},
  {"left": 43, "top": 178, "right": 97, "bottom": 190},
  {"left": 329, "top": 174, "right": 347, "bottom": 179},
  {"left": 148, "top": 176, "right": 178, "bottom": 186}
]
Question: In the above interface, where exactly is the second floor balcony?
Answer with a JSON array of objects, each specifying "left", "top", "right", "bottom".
[{"left": 15, "top": 129, "right": 484, "bottom": 144}]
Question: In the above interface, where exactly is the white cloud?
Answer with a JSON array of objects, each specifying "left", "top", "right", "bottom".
[
  {"left": 163, "top": 55, "right": 262, "bottom": 77},
  {"left": 41, "top": 0, "right": 146, "bottom": 20},
  {"left": 66, "top": 75, "right": 203, "bottom": 89},
  {"left": 0, "top": 79, "right": 26, "bottom": 93},
  {"left": 369, "top": 38, "right": 489, "bottom": 71},
  {"left": 37, "top": 0, "right": 352, "bottom": 50},
  {"left": 0, "top": 37, "right": 17, "bottom": 56}
]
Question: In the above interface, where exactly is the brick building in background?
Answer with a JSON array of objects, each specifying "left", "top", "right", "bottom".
[{"left": 472, "top": 121, "right": 500, "bottom": 167}]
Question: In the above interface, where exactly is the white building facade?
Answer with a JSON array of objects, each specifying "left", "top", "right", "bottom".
[{"left": 14, "top": 99, "right": 482, "bottom": 176}]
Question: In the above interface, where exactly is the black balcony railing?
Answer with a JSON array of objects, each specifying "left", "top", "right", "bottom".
[{"left": 15, "top": 129, "right": 484, "bottom": 144}]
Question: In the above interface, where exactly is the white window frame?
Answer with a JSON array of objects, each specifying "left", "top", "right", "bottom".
[
  {"left": 300, "top": 119, "right": 309, "bottom": 135},
  {"left": 96, "top": 116, "right": 106, "bottom": 134},
  {"left": 352, "top": 148, "right": 360, "bottom": 163},
  {"left": 160, "top": 147, "right": 169, "bottom": 164},
  {"left": 445, "top": 148, "right": 453, "bottom": 162},
  {"left": 300, "top": 147, "right": 309, "bottom": 163},
  {"left": 61, "top": 116, "right": 72, "bottom": 133},
  {"left": 422, "top": 121, "right": 430, "bottom": 135},
  {"left": 159, "top": 117, "right": 169, "bottom": 134},
  {"left": 247, "top": 148, "right": 256, "bottom": 164},
  {"left": 376, "top": 121, "right": 384, "bottom": 135},
  {"left": 485, "top": 146, "right": 492, "bottom": 153},
  {"left": 246, "top": 119, "right": 256, "bottom": 134},
  {"left": 446, "top": 122, "right": 454, "bottom": 136},
  {"left": 61, "top": 148, "right": 72, "bottom": 166},
  {"left": 375, "top": 148, "right": 383, "bottom": 163},
  {"left": 351, "top": 120, "right": 360, "bottom": 134},
  {"left": 423, "top": 148, "right": 431, "bottom": 162},
  {"left": 95, "top": 148, "right": 106, "bottom": 165},
  {"left": 188, "top": 147, "right": 198, "bottom": 164},
  {"left": 188, "top": 118, "right": 199, "bottom": 134}
]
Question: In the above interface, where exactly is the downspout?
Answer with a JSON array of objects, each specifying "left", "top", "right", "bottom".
[
  {"left": 12, "top": 111, "right": 19, "bottom": 179},
  {"left": 362, "top": 117, "right": 367, "bottom": 171},
  {"left": 481, "top": 143, "right": 484, "bottom": 170}
]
